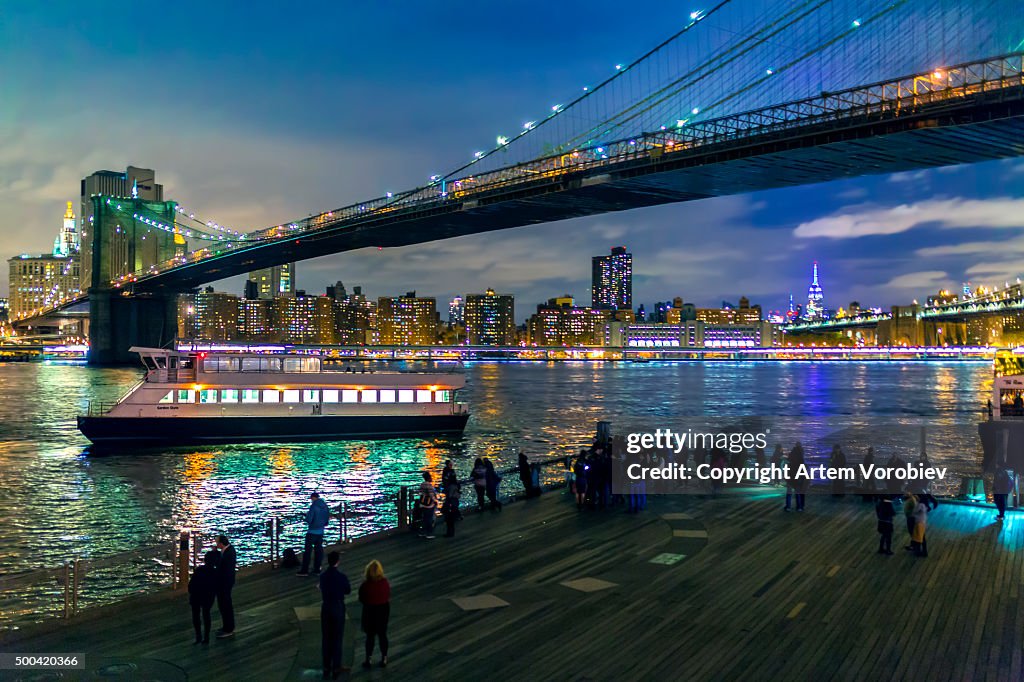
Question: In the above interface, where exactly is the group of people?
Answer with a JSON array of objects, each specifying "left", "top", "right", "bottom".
[
  {"left": 874, "top": 492, "right": 938, "bottom": 557},
  {"left": 412, "top": 456, "right": 509, "bottom": 539},
  {"left": 315, "top": 553, "right": 392, "bottom": 678},
  {"left": 565, "top": 440, "right": 646, "bottom": 512},
  {"left": 186, "top": 534, "right": 237, "bottom": 643}
]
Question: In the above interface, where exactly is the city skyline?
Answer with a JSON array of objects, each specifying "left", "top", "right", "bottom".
[{"left": 3, "top": 3, "right": 1024, "bottom": 318}]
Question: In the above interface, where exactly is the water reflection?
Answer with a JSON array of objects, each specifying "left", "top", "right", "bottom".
[{"left": 0, "top": 359, "right": 992, "bottom": 580}]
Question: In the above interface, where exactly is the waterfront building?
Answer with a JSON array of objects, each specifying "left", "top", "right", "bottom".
[
  {"left": 0, "top": 297, "right": 8, "bottom": 322},
  {"left": 193, "top": 287, "right": 239, "bottom": 340},
  {"left": 448, "top": 296, "right": 465, "bottom": 327},
  {"left": 377, "top": 292, "right": 438, "bottom": 345},
  {"left": 337, "top": 286, "right": 378, "bottom": 345},
  {"left": 591, "top": 246, "right": 632, "bottom": 310},
  {"left": 465, "top": 289, "right": 516, "bottom": 346},
  {"left": 608, "top": 320, "right": 777, "bottom": 348},
  {"left": 272, "top": 292, "right": 336, "bottom": 344},
  {"left": 80, "top": 166, "right": 164, "bottom": 289},
  {"left": 805, "top": 261, "right": 825, "bottom": 320},
  {"left": 7, "top": 204, "right": 84, "bottom": 320},
  {"left": 696, "top": 297, "right": 761, "bottom": 326},
  {"left": 247, "top": 263, "right": 295, "bottom": 300},
  {"left": 528, "top": 297, "right": 611, "bottom": 346}
]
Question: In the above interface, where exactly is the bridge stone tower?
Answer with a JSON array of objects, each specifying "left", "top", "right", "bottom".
[{"left": 86, "top": 196, "right": 184, "bottom": 364}]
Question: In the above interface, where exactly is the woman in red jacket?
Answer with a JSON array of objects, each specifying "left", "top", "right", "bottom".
[{"left": 359, "top": 560, "right": 391, "bottom": 668}]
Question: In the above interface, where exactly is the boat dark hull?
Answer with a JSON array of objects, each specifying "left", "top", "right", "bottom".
[{"left": 77, "top": 413, "right": 469, "bottom": 447}]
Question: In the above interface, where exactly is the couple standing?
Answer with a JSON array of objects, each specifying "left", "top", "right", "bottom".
[{"left": 187, "top": 534, "right": 237, "bottom": 643}]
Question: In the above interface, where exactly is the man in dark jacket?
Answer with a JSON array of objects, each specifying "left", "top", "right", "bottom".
[
  {"left": 215, "top": 534, "right": 237, "bottom": 638},
  {"left": 319, "top": 551, "right": 352, "bottom": 679},
  {"left": 188, "top": 550, "right": 219, "bottom": 643},
  {"left": 299, "top": 492, "right": 332, "bottom": 576}
]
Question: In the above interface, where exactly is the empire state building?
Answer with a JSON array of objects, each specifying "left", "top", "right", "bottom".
[{"left": 805, "top": 261, "right": 824, "bottom": 320}]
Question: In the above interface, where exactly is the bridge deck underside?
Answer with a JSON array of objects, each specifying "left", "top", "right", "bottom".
[{"left": 108, "top": 89, "right": 1024, "bottom": 293}]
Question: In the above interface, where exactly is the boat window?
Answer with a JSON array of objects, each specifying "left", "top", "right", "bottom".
[
  {"left": 437, "top": 390, "right": 451, "bottom": 403},
  {"left": 142, "top": 356, "right": 157, "bottom": 370},
  {"left": 204, "top": 357, "right": 239, "bottom": 373},
  {"left": 242, "top": 357, "right": 281, "bottom": 372},
  {"left": 155, "top": 357, "right": 167, "bottom": 369},
  {"left": 398, "top": 390, "right": 414, "bottom": 403},
  {"left": 283, "top": 390, "right": 300, "bottom": 403},
  {"left": 241, "top": 358, "right": 261, "bottom": 372},
  {"left": 322, "top": 389, "right": 339, "bottom": 403},
  {"left": 283, "top": 357, "right": 321, "bottom": 373},
  {"left": 221, "top": 389, "right": 239, "bottom": 402},
  {"left": 362, "top": 389, "right": 379, "bottom": 403},
  {"left": 200, "top": 389, "right": 218, "bottom": 404},
  {"left": 302, "top": 389, "right": 319, "bottom": 402},
  {"left": 342, "top": 390, "right": 359, "bottom": 403},
  {"left": 242, "top": 389, "right": 260, "bottom": 403},
  {"left": 180, "top": 358, "right": 194, "bottom": 370},
  {"left": 177, "top": 389, "right": 195, "bottom": 403},
  {"left": 416, "top": 390, "right": 432, "bottom": 403},
  {"left": 262, "top": 389, "right": 280, "bottom": 403},
  {"left": 158, "top": 390, "right": 173, "bottom": 403},
  {"left": 378, "top": 389, "right": 395, "bottom": 403}
]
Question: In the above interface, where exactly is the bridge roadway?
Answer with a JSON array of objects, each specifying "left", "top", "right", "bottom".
[
  {"left": 119, "top": 56, "right": 1024, "bottom": 296},
  {"left": 4, "top": 488, "right": 1021, "bottom": 681}
]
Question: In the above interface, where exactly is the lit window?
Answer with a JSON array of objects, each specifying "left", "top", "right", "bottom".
[
  {"left": 242, "top": 389, "right": 260, "bottom": 403},
  {"left": 221, "top": 389, "right": 239, "bottom": 402},
  {"left": 177, "top": 389, "right": 195, "bottom": 403},
  {"left": 322, "top": 389, "right": 339, "bottom": 403},
  {"left": 200, "top": 389, "right": 218, "bottom": 404},
  {"left": 375, "top": 389, "right": 391, "bottom": 403},
  {"left": 416, "top": 389, "right": 432, "bottom": 403},
  {"left": 262, "top": 389, "right": 280, "bottom": 403},
  {"left": 437, "top": 390, "right": 451, "bottom": 403},
  {"left": 283, "top": 390, "right": 300, "bottom": 403},
  {"left": 302, "top": 389, "right": 319, "bottom": 402},
  {"left": 342, "top": 390, "right": 359, "bottom": 403},
  {"left": 158, "top": 390, "right": 173, "bottom": 403},
  {"left": 398, "top": 389, "right": 414, "bottom": 403}
]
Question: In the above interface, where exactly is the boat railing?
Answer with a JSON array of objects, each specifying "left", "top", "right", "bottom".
[{"left": 85, "top": 401, "right": 118, "bottom": 416}]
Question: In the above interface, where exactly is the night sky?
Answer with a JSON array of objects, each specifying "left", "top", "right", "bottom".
[{"left": 3, "top": 2, "right": 1023, "bottom": 319}]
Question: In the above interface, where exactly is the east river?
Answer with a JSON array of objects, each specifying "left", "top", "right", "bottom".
[{"left": 0, "top": 359, "right": 992, "bottom": 624}]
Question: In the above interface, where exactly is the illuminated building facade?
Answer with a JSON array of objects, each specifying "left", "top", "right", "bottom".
[
  {"left": 528, "top": 297, "right": 611, "bottom": 346},
  {"left": 80, "top": 166, "right": 164, "bottom": 289},
  {"left": 273, "top": 293, "right": 336, "bottom": 344},
  {"left": 805, "top": 261, "right": 824, "bottom": 320},
  {"left": 377, "top": 293, "right": 438, "bottom": 345},
  {"left": 193, "top": 288, "right": 240, "bottom": 340},
  {"left": 448, "top": 296, "right": 465, "bottom": 326},
  {"left": 248, "top": 263, "right": 296, "bottom": 300},
  {"left": 7, "top": 204, "right": 84, "bottom": 320},
  {"left": 337, "top": 286, "right": 378, "bottom": 345},
  {"left": 465, "top": 289, "right": 515, "bottom": 345},
  {"left": 608, "top": 320, "right": 778, "bottom": 348},
  {"left": 592, "top": 246, "right": 632, "bottom": 310}
]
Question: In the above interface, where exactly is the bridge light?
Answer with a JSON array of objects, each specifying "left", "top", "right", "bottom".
[
  {"left": 582, "top": 86, "right": 589, "bottom": 92},
  {"left": 765, "top": 68, "right": 774, "bottom": 75},
  {"left": 473, "top": 151, "right": 485, "bottom": 159},
  {"left": 933, "top": 70, "right": 944, "bottom": 79},
  {"left": 496, "top": 135, "right": 508, "bottom": 146},
  {"left": 691, "top": 107, "right": 700, "bottom": 115},
  {"left": 614, "top": 64, "right": 623, "bottom": 70},
  {"left": 523, "top": 121, "right": 536, "bottom": 130},
  {"left": 851, "top": 19, "right": 861, "bottom": 27},
  {"left": 551, "top": 104, "right": 562, "bottom": 113},
  {"left": 386, "top": 192, "right": 393, "bottom": 198}
]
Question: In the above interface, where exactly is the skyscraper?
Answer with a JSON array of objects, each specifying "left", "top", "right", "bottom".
[
  {"left": 7, "top": 203, "right": 83, "bottom": 320},
  {"left": 465, "top": 289, "right": 515, "bottom": 346},
  {"left": 377, "top": 292, "right": 438, "bottom": 345},
  {"left": 448, "top": 296, "right": 465, "bottom": 326},
  {"left": 53, "top": 202, "right": 79, "bottom": 258},
  {"left": 592, "top": 246, "right": 632, "bottom": 310},
  {"left": 247, "top": 263, "right": 296, "bottom": 299},
  {"left": 805, "top": 261, "right": 824, "bottom": 320}
]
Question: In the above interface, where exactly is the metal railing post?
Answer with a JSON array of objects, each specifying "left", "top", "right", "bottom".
[
  {"left": 62, "top": 561, "right": 70, "bottom": 620},
  {"left": 71, "top": 560, "right": 79, "bottom": 617},
  {"left": 342, "top": 502, "right": 349, "bottom": 544},
  {"left": 192, "top": 531, "right": 199, "bottom": 570},
  {"left": 397, "top": 487, "right": 409, "bottom": 531},
  {"left": 177, "top": 532, "right": 189, "bottom": 589},
  {"left": 275, "top": 517, "right": 282, "bottom": 562}
]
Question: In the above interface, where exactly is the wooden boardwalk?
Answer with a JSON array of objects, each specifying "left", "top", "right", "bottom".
[{"left": 3, "top": 489, "right": 1023, "bottom": 681}]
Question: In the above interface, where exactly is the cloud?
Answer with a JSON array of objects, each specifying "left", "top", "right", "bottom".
[
  {"left": 916, "top": 236, "right": 1024, "bottom": 258},
  {"left": 887, "top": 170, "right": 930, "bottom": 183},
  {"left": 793, "top": 198, "right": 1024, "bottom": 239},
  {"left": 882, "top": 271, "right": 951, "bottom": 290}
]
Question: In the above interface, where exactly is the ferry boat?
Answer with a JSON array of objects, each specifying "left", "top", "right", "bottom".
[
  {"left": 979, "top": 348, "right": 1024, "bottom": 470},
  {"left": 77, "top": 347, "right": 469, "bottom": 446}
]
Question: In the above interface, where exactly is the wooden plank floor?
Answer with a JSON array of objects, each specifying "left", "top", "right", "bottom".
[{"left": 3, "top": 489, "right": 1023, "bottom": 681}]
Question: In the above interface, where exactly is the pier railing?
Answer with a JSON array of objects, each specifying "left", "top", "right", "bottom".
[{"left": 0, "top": 455, "right": 573, "bottom": 628}]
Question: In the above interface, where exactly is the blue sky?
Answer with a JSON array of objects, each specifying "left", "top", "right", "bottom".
[{"left": 2, "top": 1, "right": 1023, "bottom": 319}]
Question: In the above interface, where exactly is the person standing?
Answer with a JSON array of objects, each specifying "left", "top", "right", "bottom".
[
  {"left": 418, "top": 478, "right": 438, "bottom": 539},
  {"left": 518, "top": 451, "right": 535, "bottom": 498},
  {"left": 471, "top": 458, "right": 487, "bottom": 511},
  {"left": 902, "top": 492, "right": 918, "bottom": 552},
  {"left": 484, "top": 458, "right": 503, "bottom": 511},
  {"left": 912, "top": 495, "right": 929, "bottom": 558},
  {"left": 829, "top": 445, "right": 847, "bottom": 498},
  {"left": 318, "top": 551, "right": 351, "bottom": 680},
  {"left": 573, "top": 452, "right": 588, "bottom": 510},
  {"left": 359, "top": 560, "right": 391, "bottom": 669},
  {"left": 188, "top": 549, "right": 219, "bottom": 643},
  {"left": 875, "top": 497, "right": 894, "bottom": 555},
  {"left": 785, "top": 443, "right": 806, "bottom": 511},
  {"left": 215, "top": 534, "right": 236, "bottom": 638},
  {"left": 441, "top": 485, "right": 460, "bottom": 538},
  {"left": 994, "top": 464, "right": 1012, "bottom": 520},
  {"left": 299, "top": 492, "right": 331, "bottom": 576},
  {"left": 860, "top": 447, "right": 877, "bottom": 501},
  {"left": 441, "top": 460, "right": 459, "bottom": 497}
]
